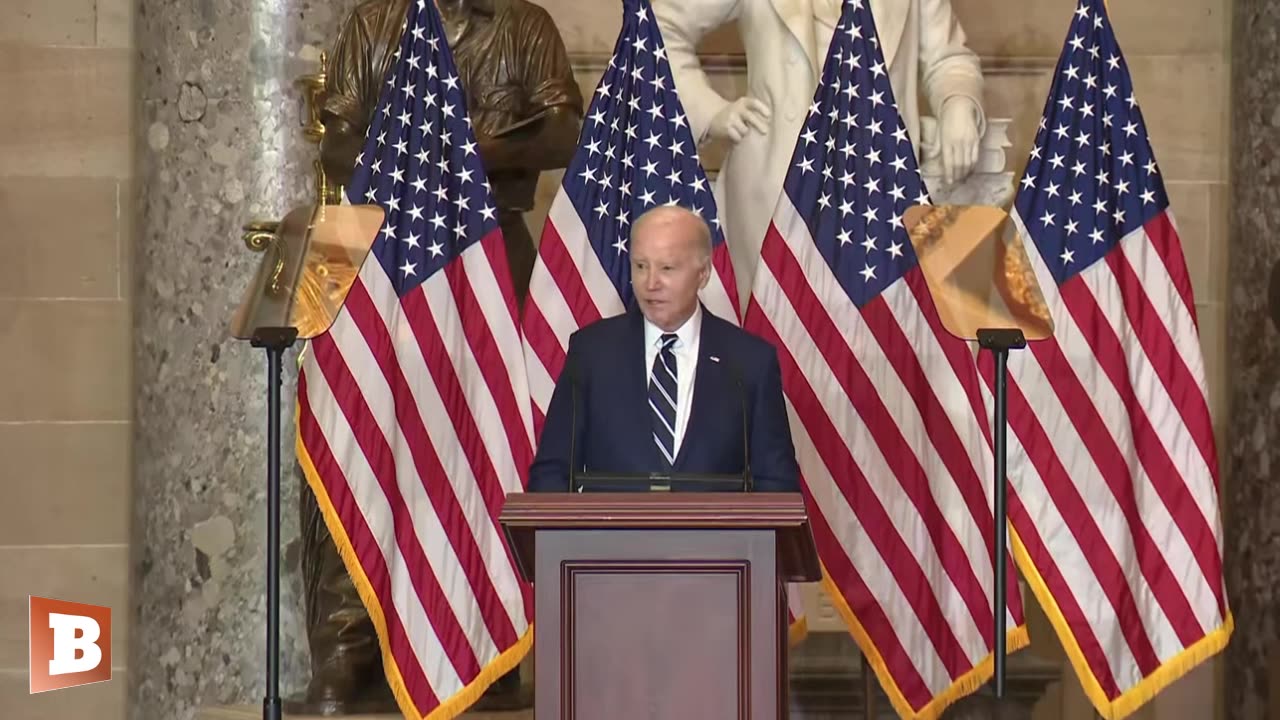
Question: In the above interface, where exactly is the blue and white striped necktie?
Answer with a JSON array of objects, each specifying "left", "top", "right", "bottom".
[{"left": 648, "top": 333, "right": 679, "bottom": 465}]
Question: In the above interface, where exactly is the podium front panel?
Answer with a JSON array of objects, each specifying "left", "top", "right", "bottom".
[{"left": 534, "top": 529, "right": 780, "bottom": 720}]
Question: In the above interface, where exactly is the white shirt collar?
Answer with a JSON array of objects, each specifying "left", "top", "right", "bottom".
[{"left": 644, "top": 304, "right": 702, "bottom": 351}]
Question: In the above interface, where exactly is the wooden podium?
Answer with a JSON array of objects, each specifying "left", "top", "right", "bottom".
[{"left": 500, "top": 492, "right": 821, "bottom": 720}]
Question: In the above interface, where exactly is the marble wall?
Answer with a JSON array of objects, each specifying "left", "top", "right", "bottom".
[
  {"left": 130, "top": 1, "right": 346, "bottom": 719},
  {"left": 1225, "top": 1, "right": 1280, "bottom": 719},
  {"left": 0, "top": 1, "right": 135, "bottom": 719}
]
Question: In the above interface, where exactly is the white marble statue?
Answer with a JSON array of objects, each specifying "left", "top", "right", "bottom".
[{"left": 654, "top": 0, "right": 987, "bottom": 307}]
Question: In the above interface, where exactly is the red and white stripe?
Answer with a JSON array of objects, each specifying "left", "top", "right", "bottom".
[
  {"left": 996, "top": 209, "right": 1228, "bottom": 708},
  {"left": 745, "top": 194, "right": 1027, "bottom": 719},
  {"left": 299, "top": 228, "right": 534, "bottom": 718}
]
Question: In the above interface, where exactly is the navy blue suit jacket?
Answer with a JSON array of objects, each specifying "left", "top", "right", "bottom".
[{"left": 528, "top": 307, "right": 800, "bottom": 493}]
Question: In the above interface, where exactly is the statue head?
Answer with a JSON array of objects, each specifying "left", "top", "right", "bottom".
[{"left": 434, "top": 0, "right": 494, "bottom": 48}]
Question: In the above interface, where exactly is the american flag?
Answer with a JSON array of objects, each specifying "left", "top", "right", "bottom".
[
  {"left": 296, "top": 2, "right": 534, "bottom": 718},
  {"left": 521, "top": 0, "right": 740, "bottom": 430},
  {"left": 521, "top": 0, "right": 806, "bottom": 635},
  {"left": 997, "top": 1, "right": 1231, "bottom": 716},
  {"left": 742, "top": 1, "right": 1027, "bottom": 717}
]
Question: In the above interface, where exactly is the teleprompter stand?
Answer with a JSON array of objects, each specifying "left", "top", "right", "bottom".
[
  {"left": 976, "top": 327, "right": 1027, "bottom": 698},
  {"left": 902, "top": 204, "right": 1055, "bottom": 717},
  {"left": 250, "top": 327, "right": 298, "bottom": 720},
  {"left": 229, "top": 203, "right": 386, "bottom": 720}
]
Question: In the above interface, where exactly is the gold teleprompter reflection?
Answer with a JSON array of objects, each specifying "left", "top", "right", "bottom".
[{"left": 904, "top": 204, "right": 1053, "bottom": 342}]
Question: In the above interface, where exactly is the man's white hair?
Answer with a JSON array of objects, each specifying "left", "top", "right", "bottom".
[{"left": 631, "top": 204, "right": 713, "bottom": 261}]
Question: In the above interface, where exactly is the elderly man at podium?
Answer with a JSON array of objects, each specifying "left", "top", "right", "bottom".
[{"left": 527, "top": 205, "right": 800, "bottom": 493}]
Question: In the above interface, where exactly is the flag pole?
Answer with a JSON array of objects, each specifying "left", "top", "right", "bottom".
[{"left": 977, "top": 328, "right": 1026, "bottom": 697}]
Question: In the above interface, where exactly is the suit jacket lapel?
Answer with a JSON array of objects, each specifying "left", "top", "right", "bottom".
[
  {"left": 772, "top": 0, "right": 907, "bottom": 77},
  {"left": 869, "top": 0, "right": 908, "bottom": 67},
  {"left": 673, "top": 313, "right": 721, "bottom": 470},
  {"left": 770, "top": 0, "right": 821, "bottom": 78}
]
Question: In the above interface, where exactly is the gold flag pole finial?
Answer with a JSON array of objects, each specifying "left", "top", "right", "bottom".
[
  {"left": 295, "top": 51, "right": 331, "bottom": 206},
  {"left": 239, "top": 48, "right": 335, "bottom": 311}
]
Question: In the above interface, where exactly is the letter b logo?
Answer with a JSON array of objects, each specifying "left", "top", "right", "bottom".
[{"left": 30, "top": 597, "right": 111, "bottom": 693}]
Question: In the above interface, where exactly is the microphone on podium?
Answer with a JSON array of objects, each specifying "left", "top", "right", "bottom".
[
  {"left": 564, "top": 358, "right": 582, "bottom": 493},
  {"left": 711, "top": 355, "right": 753, "bottom": 493}
]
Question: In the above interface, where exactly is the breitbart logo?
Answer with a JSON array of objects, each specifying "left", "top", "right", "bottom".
[{"left": 29, "top": 596, "right": 111, "bottom": 693}]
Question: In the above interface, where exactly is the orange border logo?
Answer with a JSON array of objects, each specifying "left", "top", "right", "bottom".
[{"left": 29, "top": 596, "right": 112, "bottom": 693}]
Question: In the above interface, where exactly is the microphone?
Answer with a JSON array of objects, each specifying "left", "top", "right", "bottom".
[
  {"left": 715, "top": 356, "right": 753, "bottom": 493},
  {"left": 564, "top": 358, "right": 582, "bottom": 493}
]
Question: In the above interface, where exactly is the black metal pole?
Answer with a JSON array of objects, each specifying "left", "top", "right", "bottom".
[
  {"left": 252, "top": 327, "right": 297, "bottom": 720},
  {"left": 992, "top": 347, "right": 1008, "bottom": 699},
  {"left": 266, "top": 342, "right": 283, "bottom": 720},
  {"left": 976, "top": 327, "right": 1024, "bottom": 702}
]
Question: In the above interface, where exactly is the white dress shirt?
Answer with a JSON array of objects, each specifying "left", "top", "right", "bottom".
[{"left": 644, "top": 306, "right": 702, "bottom": 459}]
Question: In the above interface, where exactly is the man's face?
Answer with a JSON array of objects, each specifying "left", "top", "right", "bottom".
[{"left": 630, "top": 214, "right": 711, "bottom": 332}]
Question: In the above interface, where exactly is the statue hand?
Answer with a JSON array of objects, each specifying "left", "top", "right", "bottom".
[
  {"left": 939, "top": 97, "right": 981, "bottom": 186},
  {"left": 709, "top": 97, "right": 770, "bottom": 143}
]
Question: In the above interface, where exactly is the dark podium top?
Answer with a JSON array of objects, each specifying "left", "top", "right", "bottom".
[{"left": 500, "top": 491, "right": 822, "bottom": 584}]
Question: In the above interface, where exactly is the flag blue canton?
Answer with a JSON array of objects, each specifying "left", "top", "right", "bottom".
[
  {"left": 348, "top": 0, "right": 501, "bottom": 297},
  {"left": 1013, "top": 0, "right": 1168, "bottom": 287},
  {"left": 781, "top": 0, "right": 930, "bottom": 309},
  {"left": 561, "top": 0, "right": 725, "bottom": 307}
]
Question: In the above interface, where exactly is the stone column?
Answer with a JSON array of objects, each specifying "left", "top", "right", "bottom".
[
  {"left": 1227, "top": 1, "right": 1280, "bottom": 718},
  {"left": 131, "top": 2, "right": 344, "bottom": 719}
]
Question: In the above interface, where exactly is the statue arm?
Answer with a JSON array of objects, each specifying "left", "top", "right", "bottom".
[
  {"left": 479, "top": 6, "right": 585, "bottom": 172},
  {"left": 917, "top": 0, "right": 986, "bottom": 137},
  {"left": 477, "top": 106, "right": 582, "bottom": 172},
  {"left": 652, "top": 0, "right": 741, "bottom": 145}
]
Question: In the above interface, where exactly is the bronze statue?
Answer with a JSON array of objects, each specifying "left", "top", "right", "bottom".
[
  {"left": 318, "top": 0, "right": 583, "bottom": 307},
  {"left": 291, "top": 0, "right": 582, "bottom": 714}
]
